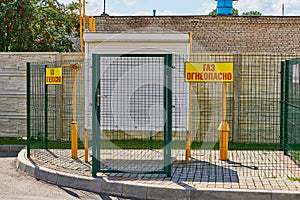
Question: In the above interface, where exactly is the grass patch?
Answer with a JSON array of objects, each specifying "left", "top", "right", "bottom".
[
  {"left": 191, "top": 141, "right": 279, "bottom": 150},
  {"left": 228, "top": 142, "right": 280, "bottom": 150},
  {"left": 289, "top": 177, "right": 300, "bottom": 182},
  {"left": 106, "top": 139, "right": 165, "bottom": 149},
  {"left": 287, "top": 150, "right": 300, "bottom": 165},
  {"left": 290, "top": 151, "right": 300, "bottom": 159},
  {"left": 0, "top": 137, "right": 27, "bottom": 145},
  {"left": 18, "top": 137, "right": 280, "bottom": 151},
  {"left": 30, "top": 139, "right": 84, "bottom": 149},
  {"left": 102, "top": 139, "right": 280, "bottom": 150},
  {"left": 263, "top": 176, "right": 277, "bottom": 179}
]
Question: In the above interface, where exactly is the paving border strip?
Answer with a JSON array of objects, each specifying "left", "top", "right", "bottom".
[
  {"left": 16, "top": 149, "right": 300, "bottom": 200},
  {"left": 0, "top": 145, "right": 25, "bottom": 152}
]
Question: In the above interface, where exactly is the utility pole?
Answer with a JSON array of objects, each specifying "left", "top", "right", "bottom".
[{"left": 101, "top": 0, "right": 109, "bottom": 16}]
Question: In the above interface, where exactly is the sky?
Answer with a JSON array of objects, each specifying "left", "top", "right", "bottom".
[{"left": 59, "top": 0, "right": 300, "bottom": 16}]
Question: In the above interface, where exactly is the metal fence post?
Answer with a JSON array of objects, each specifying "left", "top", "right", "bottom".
[
  {"left": 26, "top": 63, "right": 31, "bottom": 158},
  {"left": 280, "top": 61, "right": 285, "bottom": 150},
  {"left": 44, "top": 65, "right": 49, "bottom": 150},
  {"left": 164, "top": 54, "right": 172, "bottom": 177},
  {"left": 283, "top": 60, "right": 289, "bottom": 155},
  {"left": 232, "top": 54, "right": 241, "bottom": 142},
  {"left": 92, "top": 54, "right": 101, "bottom": 177}
]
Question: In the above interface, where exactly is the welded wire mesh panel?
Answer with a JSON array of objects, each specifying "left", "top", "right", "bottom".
[
  {"left": 185, "top": 54, "right": 234, "bottom": 146},
  {"left": 27, "top": 60, "right": 86, "bottom": 169},
  {"left": 231, "top": 54, "right": 285, "bottom": 176},
  {"left": 238, "top": 54, "right": 282, "bottom": 143},
  {"left": 94, "top": 55, "right": 174, "bottom": 174},
  {"left": 282, "top": 59, "right": 300, "bottom": 176},
  {"left": 176, "top": 54, "right": 300, "bottom": 178},
  {"left": 27, "top": 53, "right": 300, "bottom": 179}
]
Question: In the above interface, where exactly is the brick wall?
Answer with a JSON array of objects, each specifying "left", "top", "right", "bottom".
[
  {"left": 0, "top": 53, "right": 83, "bottom": 137},
  {"left": 2, "top": 15, "right": 300, "bottom": 140},
  {"left": 95, "top": 15, "right": 300, "bottom": 54}
]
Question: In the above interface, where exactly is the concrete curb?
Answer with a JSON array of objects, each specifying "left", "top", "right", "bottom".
[
  {"left": 0, "top": 145, "right": 26, "bottom": 152},
  {"left": 17, "top": 149, "right": 300, "bottom": 200}
]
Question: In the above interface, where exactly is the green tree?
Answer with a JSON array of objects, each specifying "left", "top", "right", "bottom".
[
  {"left": 209, "top": 8, "right": 239, "bottom": 16},
  {"left": 0, "top": 0, "right": 79, "bottom": 52},
  {"left": 242, "top": 11, "right": 262, "bottom": 16}
]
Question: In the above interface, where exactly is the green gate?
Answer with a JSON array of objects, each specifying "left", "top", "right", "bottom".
[
  {"left": 92, "top": 54, "right": 173, "bottom": 177},
  {"left": 281, "top": 58, "right": 300, "bottom": 162}
]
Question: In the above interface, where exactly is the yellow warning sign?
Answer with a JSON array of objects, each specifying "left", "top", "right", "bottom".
[
  {"left": 46, "top": 68, "right": 62, "bottom": 85},
  {"left": 185, "top": 62, "right": 233, "bottom": 82}
]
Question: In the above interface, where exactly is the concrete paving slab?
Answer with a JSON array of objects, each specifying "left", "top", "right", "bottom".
[
  {"left": 122, "top": 184, "right": 148, "bottom": 199},
  {"left": 56, "top": 173, "right": 78, "bottom": 188},
  {"left": 76, "top": 177, "right": 102, "bottom": 193},
  {"left": 147, "top": 186, "right": 190, "bottom": 200},
  {"left": 17, "top": 149, "right": 300, "bottom": 200}
]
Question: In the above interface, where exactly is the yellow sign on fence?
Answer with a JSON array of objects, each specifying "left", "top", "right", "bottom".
[
  {"left": 46, "top": 68, "right": 62, "bottom": 85},
  {"left": 185, "top": 62, "right": 233, "bottom": 82}
]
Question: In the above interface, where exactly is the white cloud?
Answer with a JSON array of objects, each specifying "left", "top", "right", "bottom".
[
  {"left": 235, "top": 0, "right": 262, "bottom": 10},
  {"left": 157, "top": 10, "right": 175, "bottom": 15},
  {"left": 235, "top": 0, "right": 300, "bottom": 15},
  {"left": 196, "top": 2, "right": 216, "bottom": 15},
  {"left": 58, "top": 0, "right": 300, "bottom": 16},
  {"left": 132, "top": 11, "right": 152, "bottom": 16},
  {"left": 274, "top": 0, "right": 300, "bottom": 15},
  {"left": 130, "top": 9, "right": 175, "bottom": 16},
  {"left": 124, "top": 0, "right": 136, "bottom": 6},
  {"left": 85, "top": 0, "right": 103, "bottom": 15}
]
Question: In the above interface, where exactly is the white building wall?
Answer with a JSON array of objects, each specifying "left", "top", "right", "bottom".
[{"left": 83, "top": 33, "right": 190, "bottom": 131}]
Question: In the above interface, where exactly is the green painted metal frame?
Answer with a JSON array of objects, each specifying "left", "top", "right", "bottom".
[
  {"left": 164, "top": 54, "right": 172, "bottom": 176},
  {"left": 91, "top": 54, "right": 173, "bottom": 177},
  {"left": 26, "top": 63, "right": 31, "bottom": 158},
  {"left": 281, "top": 58, "right": 300, "bottom": 155},
  {"left": 283, "top": 60, "right": 289, "bottom": 155},
  {"left": 92, "top": 54, "right": 101, "bottom": 177},
  {"left": 44, "top": 65, "right": 49, "bottom": 150},
  {"left": 280, "top": 61, "right": 285, "bottom": 151},
  {"left": 26, "top": 63, "right": 50, "bottom": 157}
]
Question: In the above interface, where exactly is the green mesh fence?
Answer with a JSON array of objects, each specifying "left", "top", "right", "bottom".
[
  {"left": 27, "top": 54, "right": 300, "bottom": 179},
  {"left": 281, "top": 58, "right": 300, "bottom": 171},
  {"left": 26, "top": 59, "right": 87, "bottom": 172}
]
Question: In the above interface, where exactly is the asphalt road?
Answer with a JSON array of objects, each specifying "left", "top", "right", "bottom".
[{"left": 0, "top": 152, "right": 132, "bottom": 200}]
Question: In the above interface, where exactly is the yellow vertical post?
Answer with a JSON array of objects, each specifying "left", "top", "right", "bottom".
[
  {"left": 71, "top": 64, "right": 80, "bottom": 159},
  {"left": 73, "top": 68, "right": 77, "bottom": 121},
  {"left": 186, "top": 32, "right": 193, "bottom": 164},
  {"left": 219, "top": 82, "right": 229, "bottom": 161},
  {"left": 84, "top": 129, "right": 88, "bottom": 163},
  {"left": 83, "top": 0, "right": 86, "bottom": 16},
  {"left": 79, "top": 0, "right": 84, "bottom": 55},
  {"left": 71, "top": 122, "right": 78, "bottom": 159},
  {"left": 89, "top": 17, "right": 96, "bottom": 32}
]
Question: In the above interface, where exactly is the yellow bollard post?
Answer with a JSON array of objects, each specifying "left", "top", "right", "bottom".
[
  {"left": 185, "top": 31, "right": 193, "bottom": 164},
  {"left": 70, "top": 64, "right": 81, "bottom": 159},
  {"left": 185, "top": 131, "right": 191, "bottom": 163},
  {"left": 218, "top": 121, "right": 229, "bottom": 161},
  {"left": 219, "top": 82, "right": 229, "bottom": 161},
  {"left": 84, "top": 129, "right": 88, "bottom": 163},
  {"left": 71, "top": 121, "right": 78, "bottom": 159}
]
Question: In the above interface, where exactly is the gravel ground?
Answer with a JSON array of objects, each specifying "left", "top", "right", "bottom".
[{"left": 0, "top": 152, "right": 133, "bottom": 200}]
